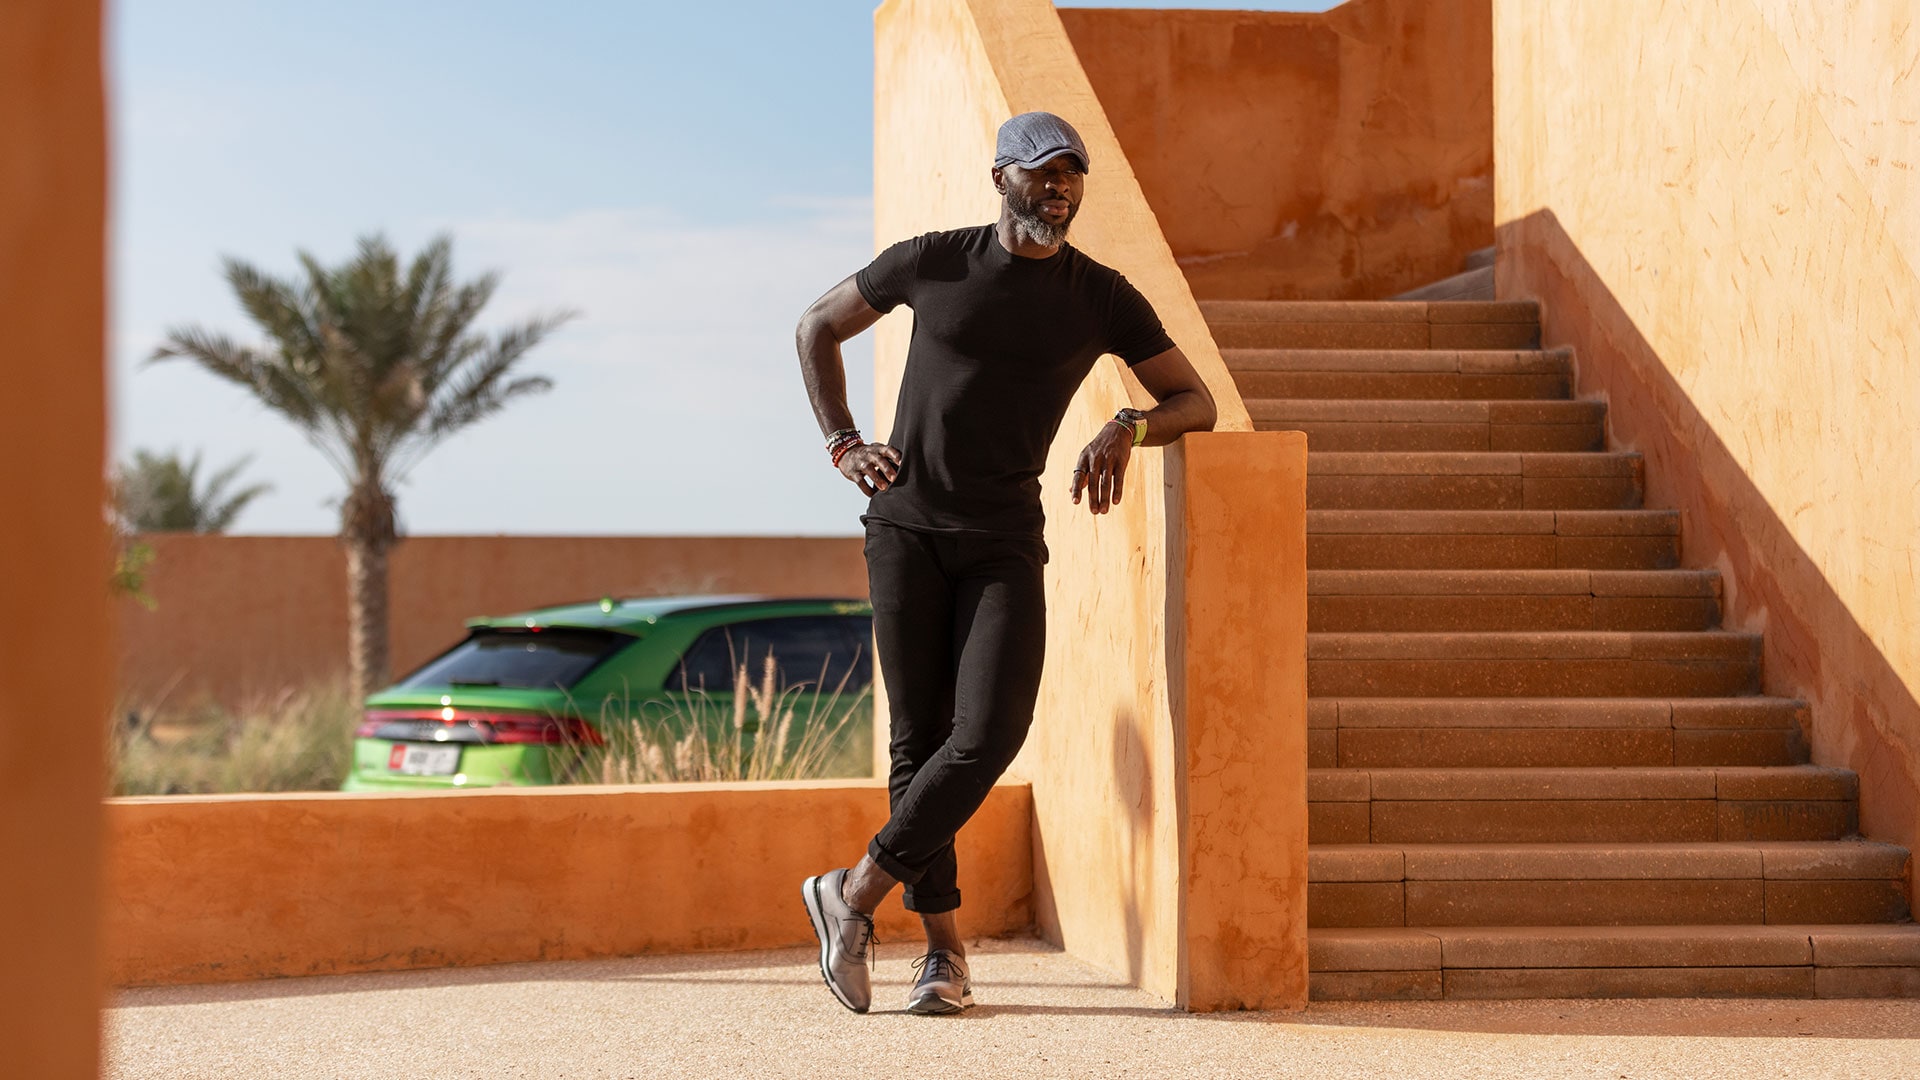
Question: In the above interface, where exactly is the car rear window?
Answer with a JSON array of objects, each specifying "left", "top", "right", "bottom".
[{"left": 398, "top": 628, "right": 629, "bottom": 691}]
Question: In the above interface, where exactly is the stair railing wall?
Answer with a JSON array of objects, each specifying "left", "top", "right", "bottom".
[{"left": 1493, "top": 0, "right": 1920, "bottom": 892}]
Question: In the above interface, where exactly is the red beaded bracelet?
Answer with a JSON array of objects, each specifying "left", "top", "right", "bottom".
[{"left": 831, "top": 439, "right": 864, "bottom": 468}]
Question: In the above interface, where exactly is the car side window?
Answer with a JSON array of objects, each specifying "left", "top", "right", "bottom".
[{"left": 666, "top": 615, "right": 873, "bottom": 694}]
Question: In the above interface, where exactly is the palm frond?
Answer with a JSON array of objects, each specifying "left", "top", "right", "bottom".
[
  {"left": 222, "top": 257, "right": 322, "bottom": 369},
  {"left": 416, "top": 274, "right": 501, "bottom": 395},
  {"left": 199, "top": 454, "right": 276, "bottom": 531},
  {"left": 421, "top": 309, "right": 574, "bottom": 441},
  {"left": 429, "top": 373, "right": 555, "bottom": 437},
  {"left": 148, "top": 327, "right": 325, "bottom": 430}
]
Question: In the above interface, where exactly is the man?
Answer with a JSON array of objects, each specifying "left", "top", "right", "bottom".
[{"left": 793, "top": 111, "right": 1217, "bottom": 1015}]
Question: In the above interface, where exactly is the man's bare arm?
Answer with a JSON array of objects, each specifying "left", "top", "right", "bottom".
[
  {"left": 795, "top": 275, "right": 901, "bottom": 495},
  {"left": 1070, "top": 345, "right": 1219, "bottom": 514},
  {"left": 1127, "top": 345, "right": 1218, "bottom": 446}
]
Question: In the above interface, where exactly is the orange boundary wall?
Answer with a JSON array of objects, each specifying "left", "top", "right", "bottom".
[
  {"left": 1, "top": 1, "right": 110, "bottom": 1075},
  {"left": 106, "top": 781, "right": 1032, "bottom": 985},
  {"left": 120, "top": 534, "right": 867, "bottom": 706}
]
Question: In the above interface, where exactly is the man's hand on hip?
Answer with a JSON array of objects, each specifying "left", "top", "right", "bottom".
[
  {"left": 1070, "top": 422, "right": 1132, "bottom": 515},
  {"left": 841, "top": 443, "right": 903, "bottom": 496}
]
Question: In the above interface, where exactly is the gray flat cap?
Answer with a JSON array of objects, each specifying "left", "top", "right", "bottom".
[{"left": 994, "top": 111, "right": 1090, "bottom": 173}]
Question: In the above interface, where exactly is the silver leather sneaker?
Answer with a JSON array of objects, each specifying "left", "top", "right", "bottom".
[
  {"left": 802, "top": 868, "right": 875, "bottom": 1013},
  {"left": 906, "top": 949, "right": 974, "bottom": 1015}
]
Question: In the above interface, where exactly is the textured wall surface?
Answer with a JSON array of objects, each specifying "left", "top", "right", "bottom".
[
  {"left": 119, "top": 534, "right": 867, "bottom": 705},
  {"left": 1495, "top": 0, "right": 1920, "bottom": 879},
  {"left": 873, "top": 0, "right": 1305, "bottom": 1010},
  {"left": 1168, "top": 432, "right": 1310, "bottom": 1009},
  {"left": 0, "top": 2, "right": 110, "bottom": 1075},
  {"left": 105, "top": 781, "right": 1032, "bottom": 985},
  {"left": 1061, "top": 0, "right": 1492, "bottom": 301}
]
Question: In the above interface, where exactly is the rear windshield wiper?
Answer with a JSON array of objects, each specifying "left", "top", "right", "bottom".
[{"left": 449, "top": 679, "right": 501, "bottom": 687}]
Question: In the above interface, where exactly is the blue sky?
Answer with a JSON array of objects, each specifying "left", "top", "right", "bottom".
[{"left": 110, "top": 0, "right": 1333, "bottom": 536}]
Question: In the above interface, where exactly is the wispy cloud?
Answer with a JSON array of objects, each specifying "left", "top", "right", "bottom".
[
  {"left": 115, "top": 198, "right": 886, "bottom": 535},
  {"left": 451, "top": 199, "right": 872, "bottom": 382}
]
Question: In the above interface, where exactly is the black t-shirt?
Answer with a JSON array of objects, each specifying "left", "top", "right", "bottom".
[{"left": 855, "top": 224, "right": 1175, "bottom": 539}]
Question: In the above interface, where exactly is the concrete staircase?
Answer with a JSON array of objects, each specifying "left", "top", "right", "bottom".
[{"left": 1204, "top": 298, "right": 1920, "bottom": 999}]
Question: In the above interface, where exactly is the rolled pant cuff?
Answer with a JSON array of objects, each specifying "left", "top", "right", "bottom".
[
  {"left": 903, "top": 887, "right": 962, "bottom": 915},
  {"left": 867, "top": 836, "right": 923, "bottom": 887}
]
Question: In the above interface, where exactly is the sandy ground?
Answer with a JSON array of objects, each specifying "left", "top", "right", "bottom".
[{"left": 106, "top": 938, "right": 1920, "bottom": 1079}]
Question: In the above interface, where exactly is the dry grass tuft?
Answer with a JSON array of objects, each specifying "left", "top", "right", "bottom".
[
  {"left": 111, "top": 681, "right": 361, "bottom": 795},
  {"left": 551, "top": 652, "right": 873, "bottom": 785}
]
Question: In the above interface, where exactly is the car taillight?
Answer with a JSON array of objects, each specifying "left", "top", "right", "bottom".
[
  {"left": 355, "top": 709, "right": 601, "bottom": 746},
  {"left": 482, "top": 713, "right": 603, "bottom": 745}
]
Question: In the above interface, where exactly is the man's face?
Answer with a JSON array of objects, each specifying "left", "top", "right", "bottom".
[{"left": 996, "top": 154, "right": 1085, "bottom": 238}]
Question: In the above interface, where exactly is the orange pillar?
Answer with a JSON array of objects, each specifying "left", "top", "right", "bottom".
[
  {"left": 1169, "top": 432, "right": 1310, "bottom": 1010},
  {"left": 0, "top": 1, "right": 111, "bottom": 1075}
]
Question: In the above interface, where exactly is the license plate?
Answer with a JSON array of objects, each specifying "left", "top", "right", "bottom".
[{"left": 389, "top": 743, "right": 461, "bottom": 776}]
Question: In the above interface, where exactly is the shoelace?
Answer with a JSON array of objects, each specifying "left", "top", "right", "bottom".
[
  {"left": 849, "top": 911, "right": 878, "bottom": 972},
  {"left": 910, "top": 950, "right": 962, "bottom": 984}
]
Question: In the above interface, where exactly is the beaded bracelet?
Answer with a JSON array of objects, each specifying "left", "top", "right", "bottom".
[
  {"left": 830, "top": 438, "right": 865, "bottom": 469},
  {"left": 826, "top": 427, "right": 863, "bottom": 465}
]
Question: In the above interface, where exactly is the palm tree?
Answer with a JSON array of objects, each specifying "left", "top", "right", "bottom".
[
  {"left": 151, "top": 234, "right": 574, "bottom": 700},
  {"left": 115, "top": 448, "right": 272, "bottom": 533}
]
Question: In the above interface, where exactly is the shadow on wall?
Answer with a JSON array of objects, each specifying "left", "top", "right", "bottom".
[
  {"left": 1109, "top": 703, "right": 1152, "bottom": 987},
  {"left": 1502, "top": 208, "right": 1920, "bottom": 874},
  {"left": 1025, "top": 701, "right": 1160, "bottom": 991}
]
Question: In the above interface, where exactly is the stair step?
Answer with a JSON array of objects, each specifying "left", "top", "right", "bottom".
[
  {"left": 1309, "top": 924, "right": 1920, "bottom": 1000},
  {"left": 1201, "top": 300, "right": 1540, "bottom": 350},
  {"left": 1307, "top": 630, "right": 1762, "bottom": 698},
  {"left": 1308, "top": 765, "right": 1859, "bottom": 843},
  {"left": 1227, "top": 349, "right": 1568, "bottom": 400},
  {"left": 1307, "top": 842, "right": 1911, "bottom": 928},
  {"left": 1308, "top": 569, "right": 1720, "bottom": 632},
  {"left": 1307, "top": 452, "right": 1644, "bottom": 512},
  {"left": 1392, "top": 263, "right": 1495, "bottom": 302},
  {"left": 1251, "top": 398, "right": 1604, "bottom": 451},
  {"left": 1307, "top": 697, "right": 1811, "bottom": 769},
  {"left": 1308, "top": 509, "right": 1682, "bottom": 570}
]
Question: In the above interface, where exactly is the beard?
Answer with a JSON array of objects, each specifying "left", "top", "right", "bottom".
[{"left": 1005, "top": 188, "right": 1076, "bottom": 247}]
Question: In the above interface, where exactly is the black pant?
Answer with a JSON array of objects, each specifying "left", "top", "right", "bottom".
[{"left": 863, "top": 519, "right": 1048, "bottom": 914}]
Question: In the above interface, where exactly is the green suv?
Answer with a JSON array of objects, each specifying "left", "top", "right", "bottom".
[{"left": 341, "top": 595, "right": 874, "bottom": 791}]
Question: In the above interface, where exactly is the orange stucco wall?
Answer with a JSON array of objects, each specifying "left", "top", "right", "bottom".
[
  {"left": 120, "top": 534, "right": 865, "bottom": 705},
  {"left": 1061, "top": 0, "right": 1492, "bottom": 301},
  {"left": 1168, "top": 433, "right": 1310, "bottom": 1009},
  {"left": 1, "top": 1, "right": 110, "bottom": 1075},
  {"left": 1494, "top": 0, "right": 1920, "bottom": 883},
  {"left": 873, "top": 0, "right": 1306, "bottom": 1010},
  {"left": 105, "top": 780, "right": 1031, "bottom": 985}
]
